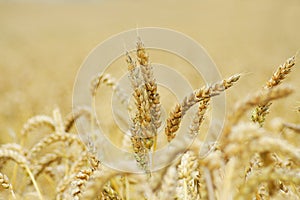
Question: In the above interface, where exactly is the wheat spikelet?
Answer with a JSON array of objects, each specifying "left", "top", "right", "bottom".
[
  {"left": 176, "top": 151, "right": 199, "bottom": 200},
  {"left": 32, "top": 152, "right": 62, "bottom": 178},
  {"left": 265, "top": 55, "right": 296, "bottom": 89},
  {"left": 189, "top": 99, "right": 210, "bottom": 137},
  {"left": 0, "top": 148, "right": 29, "bottom": 170},
  {"left": 28, "top": 132, "right": 85, "bottom": 161},
  {"left": 56, "top": 151, "right": 89, "bottom": 199},
  {"left": 102, "top": 182, "right": 122, "bottom": 200},
  {"left": 224, "top": 122, "right": 300, "bottom": 166},
  {"left": 283, "top": 122, "right": 300, "bottom": 133},
  {"left": 21, "top": 115, "right": 55, "bottom": 136},
  {"left": 127, "top": 52, "right": 153, "bottom": 173},
  {"left": 0, "top": 143, "right": 27, "bottom": 155},
  {"left": 53, "top": 108, "right": 64, "bottom": 134},
  {"left": 0, "top": 172, "right": 16, "bottom": 199},
  {"left": 222, "top": 85, "right": 294, "bottom": 143},
  {"left": 154, "top": 165, "right": 178, "bottom": 199},
  {"left": 81, "top": 169, "right": 121, "bottom": 200},
  {"left": 90, "top": 73, "right": 116, "bottom": 97},
  {"left": 64, "top": 106, "right": 91, "bottom": 132},
  {"left": 69, "top": 152, "right": 100, "bottom": 200},
  {"left": 253, "top": 136, "right": 300, "bottom": 165},
  {"left": 71, "top": 168, "right": 95, "bottom": 200},
  {"left": 71, "top": 169, "right": 93, "bottom": 199},
  {"left": 91, "top": 71, "right": 131, "bottom": 108},
  {"left": 137, "top": 38, "right": 162, "bottom": 130},
  {"left": 0, "top": 148, "right": 43, "bottom": 200},
  {"left": 0, "top": 143, "right": 27, "bottom": 170},
  {"left": 252, "top": 55, "right": 296, "bottom": 126},
  {"left": 165, "top": 74, "right": 240, "bottom": 142},
  {"left": 235, "top": 167, "right": 300, "bottom": 200}
]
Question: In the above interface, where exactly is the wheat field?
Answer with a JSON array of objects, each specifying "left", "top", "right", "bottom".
[{"left": 0, "top": 1, "right": 300, "bottom": 199}]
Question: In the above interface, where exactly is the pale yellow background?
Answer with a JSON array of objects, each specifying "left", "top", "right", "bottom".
[{"left": 0, "top": 0, "right": 299, "bottom": 143}]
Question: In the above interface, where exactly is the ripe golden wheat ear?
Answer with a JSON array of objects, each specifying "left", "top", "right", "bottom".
[
  {"left": 252, "top": 55, "right": 296, "bottom": 126},
  {"left": 125, "top": 38, "right": 163, "bottom": 173},
  {"left": 165, "top": 74, "right": 240, "bottom": 142}
]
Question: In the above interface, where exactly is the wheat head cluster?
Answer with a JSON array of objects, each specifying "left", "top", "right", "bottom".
[{"left": 0, "top": 38, "right": 299, "bottom": 200}]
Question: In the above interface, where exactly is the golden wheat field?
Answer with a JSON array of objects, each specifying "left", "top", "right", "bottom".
[{"left": 0, "top": 0, "right": 300, "bottom": 200}]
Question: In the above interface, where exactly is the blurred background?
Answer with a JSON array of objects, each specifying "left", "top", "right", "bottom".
[{"left": 0, "top": 0, "right": 299, "bottom": 144}]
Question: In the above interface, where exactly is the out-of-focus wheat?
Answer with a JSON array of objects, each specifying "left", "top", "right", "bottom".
[{"left": 252, "top": 55, "right": 296, "bottom": 126}]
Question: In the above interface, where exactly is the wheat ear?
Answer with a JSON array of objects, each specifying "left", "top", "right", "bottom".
[
  {"left": 137, "top": 38, "right": 161, "bottom": 131},
  {"left": 81, "top": 169, "right": 122, "bottom": 200},
  {"left": 28, "top": 132, "right": 85, "bottom": 161},
  {"left": 153, "top": 165, "right": 178, "bottom": 199},
  {"left": 56, "top": 150, "right": 91, "bottom": 199},
  {"left": 127, "top": 52, "right": 152, "bottom": 173},
  {"left": 189, "top": 98, "right": 210, "bottom": 137},
  {"left": 64, "top": 106, "right": 91, "bottom": 132},
  {"left": 0, "top": 172, "right": 16, "bottom": 199},
  {"left": 102, "top": 182, "right": 122, "bottom": 200},
  {"left": 235, "top": 167, "right": 300, "bottom": 200},
  {"left": 21, "top": 115, "right": 55, "bottom": 137},
  {"left": 165, "top": 74, "right": 240, "bottom": 142},
  {"left": 283, "top": 122, "right": 300, "bottom": 133},
  {"left": 222, "top": 85, "right": 294, "bottom": 142},
  {"left": 0, "top": 148, "right": 43, "bottom": 200},
  {"left": 32, "top": 152, "right": 62, "bottom": 178},
  {"left": 176, "top": 151, "right": 199, "bottom": 200},
  {"left": 252, "top": 55, "right": 296, "bottom": 126}
]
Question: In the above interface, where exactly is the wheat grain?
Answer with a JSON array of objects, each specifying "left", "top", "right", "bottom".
[{"left": 0, "top": 172, "right": 16, "bottom": 199}]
